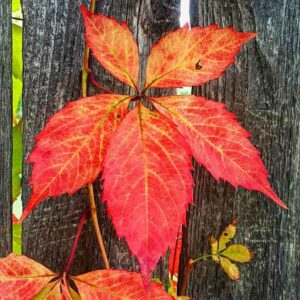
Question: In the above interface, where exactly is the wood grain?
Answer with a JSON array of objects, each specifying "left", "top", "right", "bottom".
[
  {"left": 22, "top": 0, "right": 180, "bottom": 283},
  {"left": 0, "top": 0, "right": 12, "bottom": 257},
  {"left": 179, "top": 1, "right": 300, "bottom": 299}
]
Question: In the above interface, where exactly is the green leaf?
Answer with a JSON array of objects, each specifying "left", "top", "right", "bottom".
[
  {"left": 12, "top": 223, "right": 22, "bottom": 254},
  {"left": 12, "top": 120, "right": 22, "bottom": 201},
  {"left": 13, "top": 75, "right": 22, "bottom": 123},
  {"left": 13, "top": 24, "right": 22, "bottom": 79},
  {"left": 12, "top": 0, "right": 21, "bottom": 12},
  {"left": 221, "top": 244, "right": 253, "bottom": 263},
  {"left": 12, "top": 173, "right": 21, "bottom": 202}
]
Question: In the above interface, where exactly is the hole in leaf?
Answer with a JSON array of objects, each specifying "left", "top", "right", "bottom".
[{"left": 195, "top": 60, "right": 203, "bottom": 70}]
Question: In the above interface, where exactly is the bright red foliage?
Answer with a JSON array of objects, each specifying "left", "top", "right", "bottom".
[
  {"left": 21, "top": 5, "right": 285, "bottom": 284},
  {"left": 81, "top": 6, "right": 139, "bottom": 89},
  {"left": 151, "top": 95, "right": 286, "bottom": 208},
  {"left": 145, "top": 25, "right": 256, "bottom": 88},
  {"left": 102, "top": 105, "right": 193, "bottom": 280},
  {"left": 0, "top": 254, "right": 56, "bottom": 299},
  {"left": 0, "top": 254, "right": 171, "bottom": 299},
  {"left": 20, "top": 94, "right": 130, "bottom": 222},
  {"left": 74, "top": 269, "right": 172, "bottom": 299}
]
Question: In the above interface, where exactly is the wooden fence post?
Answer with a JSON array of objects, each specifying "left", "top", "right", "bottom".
[
  {"left": 179, "top": 0, "right": 300, "bottom": 299},
  {"left": 0, "top": 0, "right": 12, "bottom": 257}
]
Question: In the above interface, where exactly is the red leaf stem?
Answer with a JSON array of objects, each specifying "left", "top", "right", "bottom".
[{"left": 65, "top": 209, "right": 89, "bottom": 274}]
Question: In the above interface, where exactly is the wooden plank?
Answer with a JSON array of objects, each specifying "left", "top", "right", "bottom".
[
  {"left": 0, "top": 0, "right": 12, "bottom": 257},
  {"left": 22, "top": 0, "right": 180, "bottom": 281},
  {"left": 179, "top": 0, "right": 300, "bottom": 298}
]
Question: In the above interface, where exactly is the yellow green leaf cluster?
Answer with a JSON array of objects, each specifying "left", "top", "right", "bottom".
[{"left": 210, "top": 219, "right": 253, "bottom": 281}]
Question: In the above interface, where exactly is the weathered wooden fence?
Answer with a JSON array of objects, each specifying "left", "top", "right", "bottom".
[
  {"left": 178, "top": 1, "right": 300, "bottom": 299},
  {"left": 0, "top": 0, "right": 299, "bottom": 299}
]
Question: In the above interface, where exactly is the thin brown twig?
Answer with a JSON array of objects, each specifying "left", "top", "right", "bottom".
[
  {"left": 65, "top": 209, "right": 89, "bottom": 274},
  {"left": 88, "top": 184, "right": 110, "bottom": 269},
  {"left": 81, "top": 0, "right": 110, "bottom": 269},
  {"left": 179, "top": 258, "right": 194, "bottom": 296},
  {"left": 179, "top": 254, "right": 212, "bottom": 296}
]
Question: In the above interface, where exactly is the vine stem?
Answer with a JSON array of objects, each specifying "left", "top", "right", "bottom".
[
  {"left": 179, "top": 254, "right": 212, "bottom": 296},
  {"left": 191, "top": 254, "right": 213, "bottom": 263},
  {"left": 88, "top": 183, "right": 110, "bottom": 269},
  {"left": 81, "top": 0, "right": 110, "bottom": 270},
  {"left": 65, "top": 209, "right": 89, "bottom": 274}
]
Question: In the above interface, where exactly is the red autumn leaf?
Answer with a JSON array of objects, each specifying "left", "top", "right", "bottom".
[
  {"left": 81, "top": 6, "right": 139, "bottom": 89},
  {"left": 73, "top": 269, "right": 173, "bottom": 299},
  {"left": 102, "top": 104, "right": 193, "bottom": 280},
  {"left": 145, "top": 25, "right": 256, "bottom": 89},
  {"left": 20, "top": 94, "right": 130, "bottom": 222},
  {"left": 151, "top": 95, "right": 286, "bottom": 208},
  {"left": 0, "top": 254, "right": 55, "bottom": 299},
  {"left": 0, "top": 254, "right": 172, "bottom": 300}
]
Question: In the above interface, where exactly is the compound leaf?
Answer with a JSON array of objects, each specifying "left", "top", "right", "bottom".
[
  {"left": 208, "top": 220, "right": 254, "bottom": 281},
  {"left": 0, "top": 255, "right": 172, "bottom": 299}
]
